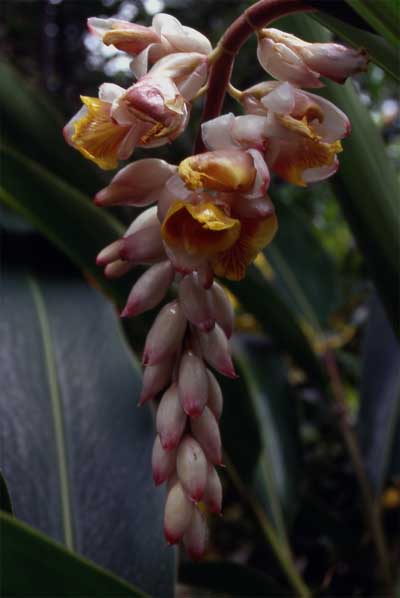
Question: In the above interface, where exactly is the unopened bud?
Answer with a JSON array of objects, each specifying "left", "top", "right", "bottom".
[
  {"left": 143, "top": 301, "right": 187, "bottom": 366},
  {"left": 197, "top": 325, "right": 237, "bottom": 378},
  {"left": 203, "top": 465, "right": 223, "bottom": 514},
  {"left": 206, "top": 369, "right": 223, "bottom": 421},
  {"left": 178, "top": 351, "right": 209, "bottom": 417},
  {"left": 152, "top": 435, "right": 177, "bottom": 486},
  {"left": 190, "top": 406, "right": 222, "bottom": 465},
  {"left": 121, "top": 261, "right": 174, "bottom": 318},
  {"left": 176, "top": 435, "right": 208, "bottom": 502},
  {"left": 139, "top": 355, "right": 175, "bottom": 405},
  {"left": 164, "top": 481, "right": 193, "bottom": 544},
  {"left": 183, "top": 508, "right": 208, "bottom": 560},
  {"left": 210, "top": 282, "right": 234, "bottom": 338},
  {"left": 179, "top": 273, "right": 215, "bottom": 332},
  {"left": 156, "top": 383, "right": 187, "bottom": 450}
]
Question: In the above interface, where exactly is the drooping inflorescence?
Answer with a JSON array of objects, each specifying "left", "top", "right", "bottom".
[{"left": 64, "top": 8, "right": 368, "bottom": 558}]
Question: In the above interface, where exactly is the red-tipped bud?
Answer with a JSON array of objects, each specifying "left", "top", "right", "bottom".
[
  {"left": 121, "top": 261, "right": 174, "bottom": 318},
  {"left": 152, "top": 435, "right": 177, "bottom": 486},
  {"left": 179, "top": 273, "right": 215, "bottom": 332},
  {"left": 176, "top": 435, "right": 208, "bottom": 502},
  {"left": 156, "top": 383, "right": 187, "bottom": 450},
  {"left": 139, "top": 355, "right": 175, "bottom": 405},
  {"left": 197, "top": 325, "right": 237, "bottom": 378},
  {"left": 120, "top": 225, "right": 165, "bottom": 264},
  {"left": 104, "top": 260, "right": 134, "bottom": 279},
  {"left": 178, "top": 351, "right": 208, "bottom": 418},
  {"left": 143, "top": 301, "right": 187, "bottom": 366},
  {"left": 183, "top": 508, "right": 208, "bottom": 560},
  {"left": 96, "top": 240, "right": 124, "bottom": 266},
  {"left": 206, "top": 369, "right": 223, "bottom": 421},
  {"left": 203, "top": 464, "right": 222, "bottom": 514},
  {"left": 210, "top": 282, "right": 234, "bottom": 338},
  {"left": 164, "top": 481, "right": 193, "bottom": 544},
  {"left": 190, "top": 406, "right": 222, "bottom": 465}
]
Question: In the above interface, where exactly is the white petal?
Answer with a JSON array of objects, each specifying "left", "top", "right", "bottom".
[
  {"left": 303, "top": 91, "right": 351, "bottom": 141},
  {"left": 261, "top": 81, "right": 296, "bottom": 114},
  {"left": 201, "top": 113, "right": 237, "bottom": 150},
  {"left": 125, "top": 206, "right": 159, "bottom": 237},
  {"left": 98, "top": 82, "right": 125, "bottom": 103}
]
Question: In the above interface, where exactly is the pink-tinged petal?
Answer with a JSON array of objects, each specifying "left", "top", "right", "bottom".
[
  {"left": 153, "top": 14, "right": 212, "bottom": 55},
  {"left": 201, "top": 113, "right": 237, "bottom": 150},
  {"left": 179, "top": 273, "right": 215, "bottom": 332},
  {"left": 206, "top": 369, "right": 223, "bottom": 421},
  {"left": 156, "top": 383, "right": 187, "bottom": 451},
  {"left": 197, "top": 325, "right": 236, "bottom": 378},
  {"left": 121, "top": 261, "right": 174, "bottom": 318},
  {"left": 120, "top": 225, "right": 165, "bottom": 264},
  {"left": 203, "top": 464, "right": 223, "bottom": 514},
  {"left": 257, "top": 37, "right": 323, "bottom": 88},
  {"left": 231, "top": 115, "right": 270, "bottom": 151},
  {"left": 210, "top": 282, "right": 234, "bottom": 339},
  {"left": 96, "top": 239, "right": 124, "bottom": 266},
  {"left": 149, "top": 52, "right": 208, "bottom": 98},
  {"left": 164, "top": 480, "right": 193, "bottom": 544},
  {"left": 104, "top": 260, "right": 134, "bottom": 279},
  {"left": 130, "top": 43, "right": 167, "bottom": 79},
  {"left": 190, "top": 406, "right": 222, "bottom": 465},
  {"left": 94, "top": 159, "right": 177, "bottom": 207},
  {"left": 139, "top": 355, "right": 175, "bottom": 406},
  {"left": 177, "top": 61, "right": 208, "bottom": 102},
  {"left": 163, "top": 244, "right": 206, "bottom": 275},
  {"left": 177, "top": 435, "right": 208, "bottom": 502},
  {"left": 143, "top": 301, "right": 187, "bottom": 366},
  {"left": 87, "top": 17, "right": 123, "bottom": 37},
  {"left": 260, "top": 81, "right": 295, "bottom": 115},
  {"left": 98, "top": 82, "right": 125, "bottom": 103},
  {"left": 152, "top": 435, "right": 177, "bottom": 486},
  {"left": 229, "top": 193, "right": 275, "bottom": 220},
  {"left": 244, "top": 149, "right": 270, "bottom": 199},
  {"left": 126, "top": 206, "right": 159, "bottom": 236},
  {"left": 299, "top": 42, "right": 368, "bottom": 83},
  {"left": 298, "top": 91, "right": 351, "bottom": 142},
  {"left": 178, "top": 350, "right": 209, "bottom": 418},
  {"left": 183, "top": 508, "right": 208, "bottom": 560},
  {"left": 302, "top": 158, "right": 339, "bottom": 184}
]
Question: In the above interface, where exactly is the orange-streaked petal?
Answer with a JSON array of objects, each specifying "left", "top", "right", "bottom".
[
  {"left": 103, "top": 25, "right": 160, "bottom": 54},
  {"left": 276, "top": 114, "right": 321, "bottom": 140},
  {"left": 211, "top": 212, "right": 278, "bottom": 281},
  {"left": 161, "top": 201, "right": 241, "bottom": 257},
  {"left": 71, "top": 96, "right": 131, "bottom": 170},
  {"left": 178, "top": 150, "right": 256, "bottom": 192},
  {"left": 271, "top": 138, "right": 342, "bottom": 187}
]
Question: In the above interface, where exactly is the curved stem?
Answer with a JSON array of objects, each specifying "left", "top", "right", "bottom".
[{"left": 195, "top": 0, "right": 314, "bottom": 152}]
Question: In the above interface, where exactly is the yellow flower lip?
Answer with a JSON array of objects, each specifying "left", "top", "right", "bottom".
[
  {"left": 71, "top": 96, "right": 130, "bottom": 170},
  {"left": 178, "top": 150, "right": 256, "bottom": 192},
  {"left": 161, "top": 200, "right": 241, "bottom": 257}
]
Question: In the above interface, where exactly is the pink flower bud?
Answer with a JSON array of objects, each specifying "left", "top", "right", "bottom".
[
  {"left": 178, "top": 351, "right": 209, "bottom": 418},
  {"left": 120, "top": 225, "right": 165, "bottom": 264},
  {"left": 206, "top": 369, "right": 223, "bottom": 421},
  {"left": 152, "top": 435, "right": 177, "bottom": 486},
  {"left": 179, "top": 274, "right": 215, "bottom": 332},
  {"left": 203, "top": 464, "right": 223, "bottom": 514},
  {"left": 197, "top": 325, "right": 236, "bottom": 378},
  {"left": 190, "top": 406, "right": 222, "bottom": 465},
  {"left": 139, "top": 355, "right": 175, "bottom": 405},
  {"left": 176, "top": 435, "right": 208, "bottom": 502},
  {"left": 156, "top": 383, "right": 187, "bottom": 450},
  {"left": 183, "top": 508, "right": 208, "bottom": 560},
  {"left": 96, "top": 240, "right": 124, "bottom": 266},
  {"left": 164, "top": 480, "right": 193, "bottom": 544},
  {"left": 210, "top": 282, "right": 234, "bottom": 339},
  {"left": 121, "top": 261, "right": 174, "bottom": 318},
  {"left": 143, "top": 301, "right": 187, "bottom": 366},
  {"left": 104, "top": 260, "right": 134, "bottom": 279}
]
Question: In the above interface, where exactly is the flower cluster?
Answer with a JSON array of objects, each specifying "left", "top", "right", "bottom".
[{"left": 64, "top": 11, "right": 368, "bottom": 558}]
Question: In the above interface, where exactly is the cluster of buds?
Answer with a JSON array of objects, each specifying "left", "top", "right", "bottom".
[{"left": 64, "top": 9, "right": 368, "bottom": 557}]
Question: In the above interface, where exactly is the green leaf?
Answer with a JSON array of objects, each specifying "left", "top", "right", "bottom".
[
  {"left": 278, "top": 15, "right": 400, "bottom": 336},
  {"left": 358, "top": 294, "right": 400, "bottom": 494},
  {"left": 179, "top": 561, "right": 288, "bottom": 596},
  {"left": 0, "top": 61, "right": 103, "bottom": 197},
  {"left": 225, "top": 266, "right": 327, "bottom": 387},
  {"left": 0, "top": 145, "right": 129, "bottom": 308},
  {"left": 233, "top": 337, "right": 301, "bottom": 536},
  {"left": 312, "top": 12, "right": 400, "bottom": 82},
  {"left": 0, "top": 472, "right": 13, "bottom": 514},
  {"left": 0, "top": 262, "right": 175, "bottom": 596},
  {"left": 0, "top": 512, "right": 147, "bottom": 597},
  {"left": 344, "top": 0, "right": 400, "bottom": 47}
]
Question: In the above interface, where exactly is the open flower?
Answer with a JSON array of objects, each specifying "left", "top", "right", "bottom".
[
  {"left": 88, "top": 13, "right": 212, "bottom": 79},
  {"left": 241, "top": 81, "right": 349, "bottom": 186},
  {"left": 64, "top": 78, "right": 188, "bottom": 169},
  {"left": 257, "top": 28, "right": 368, "bottom": 87}
]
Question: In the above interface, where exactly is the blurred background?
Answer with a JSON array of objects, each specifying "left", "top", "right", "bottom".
[{"left": 1, "top": 1, "right": 399, "bottom": 597}]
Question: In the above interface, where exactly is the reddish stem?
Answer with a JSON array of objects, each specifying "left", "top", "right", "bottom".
[{"left": 195, "top": 0, "right": 313, "bottom": 152}]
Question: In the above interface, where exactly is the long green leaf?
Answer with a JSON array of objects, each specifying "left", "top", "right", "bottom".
[
  {"left": 345, "top": 0, "right": 400, "bottom": 47},
  {"left": 312, "top": 12, "right": 400, "bottom": 82},
  {"left": 278, "top": 15, "right": 400, "bottom": 336},
  {"left": 0, "top": 512, "right": 147, "bottom": 597},
  {"left": 0, "top": 262, "right": 175, "bottom": 596}
]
